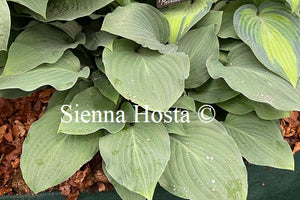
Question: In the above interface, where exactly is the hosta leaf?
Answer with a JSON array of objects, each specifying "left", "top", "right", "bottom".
[
  {"left": 58, "top": 87, "right": 125, "bottom": 135},
  {"left": 21, "top": 106, "right": 101, "bottom": 193},
  {"left": 47, "top": 91, "right": 69, "bottom": 110},
  {"left": 99, "top": 123, "right": 170, "bottom": 200},
  {"left": 189, "top": 78, "right": 239, "bottom": 104},
  {"left": 252, "top": 0, "right": 266, "bottom": 6},
  {"left": 218, "top": 0, "right": 251, "bottom": 39},
  {"left": 213, "top": 0, "right": 227, "bottom": 10},
  {"left": 2, "top": 23, "right": 85, "bottom": 75},
  {"left": 207, "top": 43, "right": 300, "bottom": 111},
  {"left": 103, "top": 39, "right": 189, "bottom": 112},
  {"left": 178, "top": 26, "right": 219, "bottom": 88},
  {"left": 159, "top": 115, "right": 247, "bottom": 200},
  {"left": 223, "top": 113, "right": 294, "bottom": 170},
  {"left": 0, "top": 51, "right": 89, "bottom": 91},
  {"left": 103, "top": 162, "right": 145, "bottom": 200},
  {"left": 116, "top": 0, "right": 133, "bottom": 6},
  {"left": 249, "top": 101, "right": 291, "bottom": 120},
  {"left": 85, "top": 31, "right": 117, "bottom": 51},
  {"left": 50, "top": 21, "right": 82, "bottom": 40},
  {"left": 92, "top": 71, "right": 120, "bottom": 105},
  {"left": 47, "top": 80, "right": 92, "bottom": 109},
  {"left": 286, "top": 0, "right": 300, "bottom": 12},
  {"left": 218, "top": 95, "right": 290, "bottom": 120},
  {"left": 162, "top": 0, "right": 216, "bottom": 43},
  {"left": 0, "top": 50, "right": 7, "bottom": 66},
  {"left": 219, "top": 38, "right": 242, "bottom": 51},
  {"left": 0, "top": 0, "right": 10, "bottom": 51},
  {"left": 33, "top": 0, "right": 113, "bottom": 21},
  {"left": 194, "top": 10, "right": 223, "bottom": 34},
  {"left": 172, "top": 96, "right": 196, "bottom": 112},
  {"left": 9, "top": 0, "right": 48, "bottom": 18},
  {"left": 164, "top": 121, "right": 187, "bottom": 136},
  {"left": 0, "top": 89, "right": 33, "bottom": 99},
  {"left": 234, "top": 1, "right": 300, "bottom": 87},
  {"left": 102, "top": 3, "right": 175, "bottom": 54},
  {"left": 217, "top": 95, "right": 254, "bottom": 115},
  {"left": 120, "top": 102, "right": 135, "bottom": 123}
]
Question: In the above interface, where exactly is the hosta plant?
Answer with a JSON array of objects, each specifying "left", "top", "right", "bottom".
[{"left": 0, "top": 0, "right": 299, "bottom": 199}]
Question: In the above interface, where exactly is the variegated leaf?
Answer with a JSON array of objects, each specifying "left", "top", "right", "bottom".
[
  {"left": 162, "top": 0, "right": 216, "bottom": 43},
  {"left": 234, "top": 1, "right": 300, "bottom": 87},
  {"left": 286, "top": 0, "right": 300, "bottom": 12}
]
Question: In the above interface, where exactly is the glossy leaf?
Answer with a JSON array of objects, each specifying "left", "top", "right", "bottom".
[
  {"left": 178, "top": 26, "right": 219, "bottom": 88},
  {"left": 0, "top": 0, "right": 10, "bottom": 51},
  {"left": 102, "top": 3, "right": 176, "bottom": 54},
  {"left": 99, "top": 123, "right": 170, "bottom": 200},
  {"left": 2, "top": 23, "right": 85, "bottom": 75},
  {"left": 189, "top": 79, "right": 239, "bottom": 104},
  {"left": 9, "top": 0, "right": 48, "bottom": 18},
  {"left": 162, "top": 0, "right": 216, "bottom": 43},
  {"left": 207, "top": 43, "right": 300, "bottom": 111},
  {"left": 21, "top": 106, "right": 101, "bottom": 193},
  {"left": 159, "top": 115, "right": 247, "bottom": 200},
  {"left": 0, "top": 51, "right": 89, "bottom": 91},
  {"left": 234, "top": 1, "right": 300, "bottom": 87},
  {"left": 223, "top": 113, "right": 294, "bottom": 170},
  {"left": 58, "top": 87, "right": 125, "bottom": 135},
  {"left": 103, "top": 39, "right": 189, "bottom": 112}
]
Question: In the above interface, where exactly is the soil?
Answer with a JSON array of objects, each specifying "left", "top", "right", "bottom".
[{"left": 0, "top": 89, "right": 299, "bottom": 200}]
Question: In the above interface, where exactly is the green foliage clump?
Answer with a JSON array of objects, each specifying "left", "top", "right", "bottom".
[{"left": 0, "top": 0, "right": 299, "bottom": 199}]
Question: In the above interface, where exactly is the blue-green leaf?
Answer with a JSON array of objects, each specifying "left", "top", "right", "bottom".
[
  {"left": 160, "top": 114, "right": 247, "bottom": 200},
  {"left": 0, "top": 0, "right": 10, "bottom": 51},
  {"left": 9, "top": 0, "right": 48, "bottom": 18},
  {"left": 0, "top": 51, "right": 89, "bottom": 91},
  {"left": 21, "top": 106, "right": 101, "bottom": 193},
  {"left": 58, "top": 87, "right": 125, "bottom": 135},
  {"left": 99, "top": 123, "right": 170, "bottom": 200},
  {"left": 102, "top": 3, "right": 175, "bottom": 54},
  {"left": 2, "top": 23, "right": 85, "bottom": 75},
  {"left": 103, "top": 39, "right": 189, "bottom": 112},
  {"left": 178, "top": 25, "right": 219, "bottom": 88},
  {"left": 224, "top": 113, "right": 294, "bottom": 170}
]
